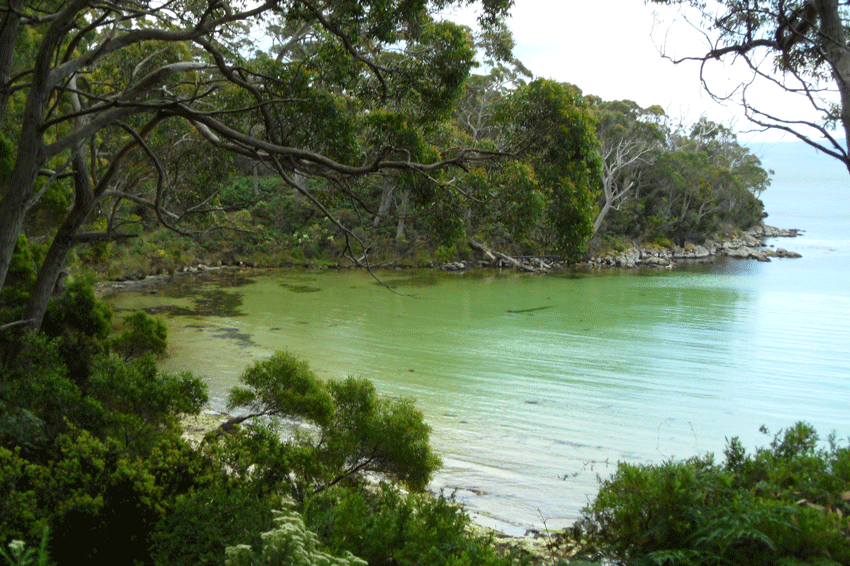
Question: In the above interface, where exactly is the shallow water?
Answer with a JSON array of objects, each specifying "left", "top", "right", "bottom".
[{"left": 105, "top": 140, "right": 850, "bottom": 535}]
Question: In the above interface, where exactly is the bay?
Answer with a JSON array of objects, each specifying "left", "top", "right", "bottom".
[{"left": 105, "top": 140, "right": 850, "bottom": 536}]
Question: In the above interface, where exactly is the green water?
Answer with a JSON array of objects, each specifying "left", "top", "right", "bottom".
[
  {"left": 105, "top": 260, "right": 850, "bottom": 534},
  {"left": 104, "top": 140, "right": 850, "bottom": 535}
]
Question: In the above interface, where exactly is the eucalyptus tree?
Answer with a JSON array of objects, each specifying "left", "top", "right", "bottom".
[
  {"left": 490, "top": 79, "right": 603, "bottom": 261},
  {"left": 616, "top": 117, "right": 769, "bottom": 244},
  {"left": 590, "top": 99, "right": 665, "bottom": 234},
  {"left": 648, "top": 0, "right": 850, "bottom": 173},
  {"left": 0, "top": 0, "right": 514, "bottom": 332}
]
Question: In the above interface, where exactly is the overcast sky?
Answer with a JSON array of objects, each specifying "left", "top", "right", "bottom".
[{"left": 445, "top": 0, "right": 831, "bottom": 143}]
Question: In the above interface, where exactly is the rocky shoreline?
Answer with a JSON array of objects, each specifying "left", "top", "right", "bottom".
[
  {"left": 442, "top": 223, "right": 802, "bottom": 273},
  {"left": 582, "top": 223, "right": 802, "bottom": 270}
]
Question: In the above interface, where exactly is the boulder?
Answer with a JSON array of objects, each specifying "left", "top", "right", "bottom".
[
  {"left": 673, "top": 244, "right": 710, "bottom": 259},
  {"left": 725, "top": 246, "right": 755, "bottom": 258}
]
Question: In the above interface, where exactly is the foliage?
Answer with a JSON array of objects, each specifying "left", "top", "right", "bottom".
[
  {"left": 0, "top": 332, "right": 99, "bottom": 444},
  {"left": 87, "top": 354, "right": 207, "bottom": 446},
  {"left": 568, "top": 422, "right": 850, "bottom": 565},
  {"left": 110, "top": 311, "right": 168, "bottom": 361},
  {"left": 150, "top": 486, "right": 279, "bottom": 566},
  {"left": 40, "top": 278, "right": 113, "bottom": 383},
  {"left": 227, "top": 351, "right": 335, "bottom": 427},
  {"left": 0, "top": 235, "right": 36, "bottom": 315},
  {"left": 324, "top": 377, "right": 440, "bottom": 492},
  {"left": 0, "top": 426, "right": 222, "bottom": 564},
  {"left": 302, "top": 483, "right": 522, "bottom": 566},
  {"left": 596, "top": 114, "right": 769, "bottom": 245},
  {"left": 225, "top": 352, "right": 440, "bottom": 495},
  {"left": 225, "top": 500, "right": 367, "bottom": 566},
  {"left": 493, "top": 79, "right": 602, "bottom": 261}
]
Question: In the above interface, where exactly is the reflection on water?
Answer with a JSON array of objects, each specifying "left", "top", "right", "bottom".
[{"left": 105, "top": 261, "right": 850, "bottom": 535}]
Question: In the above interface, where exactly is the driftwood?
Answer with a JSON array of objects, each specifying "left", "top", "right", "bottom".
[{"left": 468, "top": 239, "right": 538, "bottom": 272}]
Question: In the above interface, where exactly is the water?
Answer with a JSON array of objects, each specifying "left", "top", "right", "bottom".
[{"left": 105, "top": 140, "right": 850, "bottom": 536}]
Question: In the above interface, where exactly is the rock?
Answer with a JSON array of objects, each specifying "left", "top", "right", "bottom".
[
  {"left": 673, "top": 244, "right": 711, "bottom": 259},
  {"left": 725, "top": 246, "right": 755, "bottom": 258},
  {"left": 443, "top": 262, "right": 467, "bottom": 271},
  {"left": 775, "top": 248, "right": 803, "bottom": 258},
  {"left": 748, "top": 223, "right": 802, "bottom": 238},
  {"left": 741, "top": 232, "right": 762, "bottom": 247}
]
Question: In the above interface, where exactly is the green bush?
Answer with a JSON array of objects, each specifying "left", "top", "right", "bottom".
[
  {"left": 87, "top": 354, "right": 207, "bottom": 447},
  {"left": 41, "top": 278, "right": 113, "bottom": 383},
  {"left": 0, "top": 235, "right": 36, "bottom": 314},
  {"left": 225, "top": 352, "right": 440, "bottom": 495},
  {"left": 151, "top": 486, "right": 278, "bottom": 566},
  {"left": 0, "top": 429, "right": 221, "bottom": 565},
  {"left": 227, "top": 351, "right": 335, "bottom": 427},
  {"left": 111, "top": 311, "right": 168, "bottom": 361},
  {"left": 302, "top": 484, "right": 520, "bottom": 566},
  {"left": 0, "top": 332, "right": 101, "bottom": 444},
  {"left": 568, "top": 423, "right": 850, "bottom": 565},
  {"left": 324, "top": 377, "right": 440, "bottom": 492}
]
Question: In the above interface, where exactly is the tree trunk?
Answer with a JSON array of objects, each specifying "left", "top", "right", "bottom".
[
  {"left": 0, "top": 0, "right": 25, "bottom": 125},
  {"left": 0, "top": 0, "right": 86, "bottom": 291},
  {"left": 0, "top": 0, "right": 97, "bottom": 293},
  {"left": 815, "top": 0, "right": 850, "bottom": 173},
  {"left": 20, "top": 141, "right": 96, "bottom": 332},
  {"left": 0, "top": 139, "right": 43, "bottom": 292},
  {"left": 373, "top": 180, "right": 394, "bottom": 228},
  {"left": 593, "top": 198, "right": 613, "bottom": 234},
  {"left": 395, "top": 188, "right": 409, "bottom": 240}
]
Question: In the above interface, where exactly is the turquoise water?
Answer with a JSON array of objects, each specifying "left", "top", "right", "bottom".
[{"left": 105, "top": 141, "right": 850, "bottom": 535}]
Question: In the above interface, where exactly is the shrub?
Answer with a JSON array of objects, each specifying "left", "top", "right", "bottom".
[
  {"left": 227, "top": 351, "right": 335, "bottom": 427},
  {"left": 0, "top": 331, "right": 102, "bottom": 444},
  {"left": 302, "top": 484, "right": 519, "bottom": 566},
  {"left": 324, "top": 377, "right": 440, "bottom": 492},
  {"left": 150, "top": 486, "right": 278, "bottom": 566},
  {"left": 225, "top": 352, "right": 440, "bottom": 495},
  {"left": 0, "top": 429, "right": 221, "bottom": 565},
  {"left": 87, "top": 354, "right": 207, "bottom": 446},
  {"left": 111, "top": 311, "right": 168, "bottom": 361},
  {"left": 567, "top": 423, "right": 850, "bottom": 566},
  {"left": 41, "top": 278, "right": 113, "bottom": 383}
]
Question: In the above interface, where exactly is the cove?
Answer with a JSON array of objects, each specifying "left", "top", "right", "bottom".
[
  {"left": 105, "top": 258, "right": 850, "bottom": 535},
  {"left": 104, "top": 140, "right": 850, "bottom": 535}
]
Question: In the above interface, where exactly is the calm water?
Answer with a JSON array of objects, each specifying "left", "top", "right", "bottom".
[{"left": 105, "top": 141, "right": 850, "bottom": 535}]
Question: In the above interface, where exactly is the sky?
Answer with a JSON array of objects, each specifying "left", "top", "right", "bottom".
[{"left": 443, "top": 0, "right": 835, "bottom": 144}]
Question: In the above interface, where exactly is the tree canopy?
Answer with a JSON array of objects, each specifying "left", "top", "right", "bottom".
[
  {"left": 0, "top": 0, "right": 521, "bottom": 334},
  {"left": 0, "top": 0, "right": 619, "bottom": 341},
  {"left": 591, "top": 102, "right": 769, "bottom": 244}
]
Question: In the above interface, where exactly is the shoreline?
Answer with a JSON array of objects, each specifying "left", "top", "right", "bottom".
[
  {"left": 96, "top": 223, "right": 803, "bottom": 299},
  {"left": 441, "top": 223, "right": 802, "bottom": 273}
]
